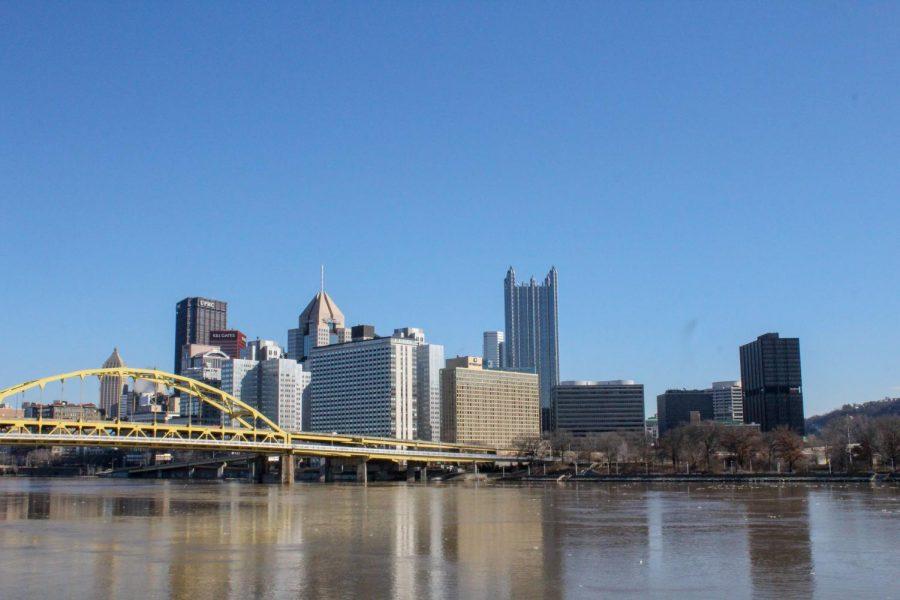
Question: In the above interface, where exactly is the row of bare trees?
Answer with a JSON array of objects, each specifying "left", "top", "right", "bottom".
[
  {"left": 812, "top": 415, "right": 900, "bottom": 471},
  {"left": 513, "top": 415, "right": 900, "bottom": 474}
]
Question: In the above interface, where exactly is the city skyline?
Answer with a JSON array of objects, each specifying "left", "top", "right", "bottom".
[
  {"left": 0, "top": 270, "right": 891, "bottom": 420},
  {"left": 2, "top": 5, "right": 898, "bottom": 418}
]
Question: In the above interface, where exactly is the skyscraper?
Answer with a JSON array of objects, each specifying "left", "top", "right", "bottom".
[
  {"left": 656, "top": 389, "right": 714, "bottom": 435},
  {"left": 482, "top": 331, "right": 504, "bottom": 370},
  {"left": 551, "top": 380, "right": 645, "bottom": 436},
  {"left": 440, "top": 356, "right": 540, "bottom": 448},
  {"left": 711, "top": 380, "right": 744, "bottom": 424},
  {"left": 308, "top": 336, "right": 418, "bottom": 439},
  {"left": 99, "top": 347, "right": 125, "bottom": 417},
  {"left": 739, "top": 332, "right": 804, "bottom": 434},
  {"left": 394, "top": 328, "right": 445, "bottom": 441},
  {"left": 221, "top": 355, "right": 309, "bottom": 431},
  {"left": 504, "top": 267, "right": 559, "bottom": 412},
  {"left": 174, "top": 297, "right": 227, "bottom": 374},
  {"left": 287, "top": 290, "right": 351, "bottom": 363}
]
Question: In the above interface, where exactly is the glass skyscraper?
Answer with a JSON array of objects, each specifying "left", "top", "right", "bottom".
[
  {"left": 503, "top": 266, "right": 559, "bottom": 413},
  {"left": 174, "top": 297, "right": 227, "bottom": 375},
  {"left": 739, "top": 332, "right": 804, "bottom": 434}
]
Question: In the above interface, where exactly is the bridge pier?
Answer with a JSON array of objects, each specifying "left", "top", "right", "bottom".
[
  {"left": 421, "top": 465, "right": 428, "bottom": 483},
  {"left": 319, "top": 458, "right": 334, "bottom": 483},
  {"left": 406, "top": 462, "right": 416, "bottom": 483},
  {"left": 280, "top": 453, "right": 295, "bottom": 486},
  {"left": 356, "top": 459, "right": 368, "bottom": 484},
  {"left": 250, "top": 455, "right": 267, "bottom": 483}
]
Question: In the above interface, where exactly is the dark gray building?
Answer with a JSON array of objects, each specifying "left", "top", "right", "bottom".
[
  {"left": 552, "top": 380, "right": 645, "bottom": 436},
  {"left": 504, "top": 267, "right": 559, "bottom": 418},
  {"left": 174, "top": 297, "right": 227, "bottom": 374},
  {"left": 739, "top": 332, "right": 804, "bottom": 434},
  {"left": 656, "top": 389, "right": 714, "bottom": 435}
]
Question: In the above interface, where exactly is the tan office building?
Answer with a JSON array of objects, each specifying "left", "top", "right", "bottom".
[{"left": 440, "top": 356, "right": 540, "bottom": 448}]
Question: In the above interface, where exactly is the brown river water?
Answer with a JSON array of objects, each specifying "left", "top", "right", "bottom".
[{"left": 0, "top": 479, "right": 897, "bottom": 599}]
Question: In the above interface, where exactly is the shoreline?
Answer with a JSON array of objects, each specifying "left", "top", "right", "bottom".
[{"left": 505, "top": 473, "right": 895, "bottom": 483}]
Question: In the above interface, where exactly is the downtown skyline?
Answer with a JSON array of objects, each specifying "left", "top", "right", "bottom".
[
  {"left": 2, "top": 4, "right": 898, "bottom": 418},
  {"left": 0, "top": 263, "right": 885, "bottom": 420}
]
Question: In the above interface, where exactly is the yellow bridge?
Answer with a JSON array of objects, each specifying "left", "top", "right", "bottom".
[{"left": 0, "top": 368, "right": 505, "bottom": 480}]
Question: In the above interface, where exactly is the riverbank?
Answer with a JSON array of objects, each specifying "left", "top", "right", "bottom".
[{"left": 506, "top": 472, "right": 896, "bottom": 483}]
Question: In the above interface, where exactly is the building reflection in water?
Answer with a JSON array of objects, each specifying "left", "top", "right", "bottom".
[
  {"left": 1, "top": 479, "right": 894, "bottom": 600},
  {"left": 741, "top": 485, "right": 814, "bottom": 599}
]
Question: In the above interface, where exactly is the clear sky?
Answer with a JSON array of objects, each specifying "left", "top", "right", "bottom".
[{"left": 1, "top": 3, "right": 898, "bottom": 417}]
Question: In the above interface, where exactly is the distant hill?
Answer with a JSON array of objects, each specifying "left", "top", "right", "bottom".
[{"left": 806, "top": 397, "right": 900, "bottom": 434}]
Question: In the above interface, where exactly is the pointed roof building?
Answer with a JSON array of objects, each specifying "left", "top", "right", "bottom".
[
  {"left": 99, "top": 348, "right": 126, "bottom": 417},
  {"left": 298, "top": 291, "right": 346, "bottom": 330},
  {"left": 288, "top": 289, "right": 351, "bottom": 362},
  {"left": 102, "top": 347, "right": 125, "bottom": 369}
]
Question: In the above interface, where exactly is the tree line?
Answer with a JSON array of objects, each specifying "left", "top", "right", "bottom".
[{"left": 514, "top": 414, "right": 900, "bottom": 475}]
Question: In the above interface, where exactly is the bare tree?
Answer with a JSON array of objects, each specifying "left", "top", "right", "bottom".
[
  {"left": 513, "top": 435, "right": 544, "bottom": 460},
  {"left": 548, "top": 429, "right": 574, "bottom": 458},
  {"left": 873, "top": 416, "right": 900, "bottom": 470},
  {"left": 689, "top": 422, "right": 723, "bottom": 473},
  {"left": 596, "top": 432, "right": 624, "bottom": 474},
  {"left": 771, "top": 426, "right": 805, "bottom": 473},
  {"left": 720, "top": 426, "right": 760, "bottom": 472},
  {"left": 659, "top": 426, "right": 688, "bottom": 473},
  {"left": 822, "top": 417, "right": 853, "bottom": 472},
  {"left": 629, "top": 431, "right": 655, "bottom": 474},
  {"left": 851, "top": 416, "right": 876, "bottom": 469}
]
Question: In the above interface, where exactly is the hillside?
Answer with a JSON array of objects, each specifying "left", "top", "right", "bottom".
[{"left": 806, "top": 397, "right": 900, "bottom": 434}]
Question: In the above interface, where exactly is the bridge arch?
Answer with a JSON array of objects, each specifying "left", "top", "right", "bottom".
[{"left": 0, "top": 367, "right": 285, "bottom": 435}]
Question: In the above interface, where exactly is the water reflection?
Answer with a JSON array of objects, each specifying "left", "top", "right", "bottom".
[
  {"left": 0, "top": 480, "right": 896, "bottom": 599},
  {"left": 742, "top": 486, "right": 813, "bottom": 599}
]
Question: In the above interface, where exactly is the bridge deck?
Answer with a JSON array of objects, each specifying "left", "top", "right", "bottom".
[{"left": 0, "top": 418, "right": 512, "bottom": 463}]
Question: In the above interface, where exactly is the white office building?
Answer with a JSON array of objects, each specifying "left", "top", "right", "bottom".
[
  {"left": 712, "top": 380, "right": 744, "bottom": 424},
  {"left": 482, "top": 331, "right": 504, "bottom": 370},
  {"left": 308, "top": 336, "right": 418, "bottom": 440},
  {"left": 242, "top": 339, "right": 284, "bottom": 361},
  {"left": 394, "top": 328, "right": 444, "bottom": 441},
  {"left": 221, "top": 356, "right": 309, "bottom": 431}
]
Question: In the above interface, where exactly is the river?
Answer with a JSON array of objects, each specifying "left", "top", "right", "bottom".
[{"left": 0, "top": 479, "right": 897, "bottom": 599}]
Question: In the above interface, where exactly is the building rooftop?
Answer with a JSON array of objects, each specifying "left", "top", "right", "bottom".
[
  {"left": 299, "top": 291, "right": 345, "bottom": 328},
  {"left": 559, "top": 380, "right": 637, "bottom": 386}
]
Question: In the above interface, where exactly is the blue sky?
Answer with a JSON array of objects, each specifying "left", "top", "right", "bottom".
[{"left": 1, "top": 3, "right": 898, "bottom": 417}]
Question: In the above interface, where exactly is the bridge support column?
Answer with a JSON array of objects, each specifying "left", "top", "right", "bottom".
[
  {"left": 356, "top": 459, "right": 368, "bottom": 484},
  {"left": 406, "top": 463, "right": 416, "bottom": 483},
  {"left": 216, "top": 463, "right": 225, "bottom": 479},
  {"left": 420, "top": 465, "right": 428, "bottom": 483},
  {"left": 280, "top": 453, "right": 295, "bottom": 486},
  {"left": 319, "top": 459, "right": 333, "bottom": 483},
  {"left": 250, "top": 455, "right": 267, "bottom": 483}
]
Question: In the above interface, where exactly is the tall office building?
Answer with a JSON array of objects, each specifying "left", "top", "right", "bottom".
[
  {"left": 210, "top": 330, "right": 247, "bottom": 359},
  {"left": 221, "top": 356, "right": 309, "bottom": 431},
  {"left": 739, "top": 332, "right": 804, "bottom": 434},
  {"left": 287, "top": 290, "right": 351, "bottom": 362},
  {"left": 482, "top": 331, "right": 505, "bottom": 370},
  {"left": 99, "top": 347, "right": 126, "bottom": 417},
  {"left": 441, "top": 356, "right": 540, "bottom": 448},
  {"left": 711, "top": 380, "right": 744, "bottom": 424},
  {"left": 504, "top": 267, "right": 559, "bottom": 413},
  {"left": 174, "top": 297, "right": 227, "bottom": 374},
  {"left": 551, "top": 380, "right": 645, "bottom": 436},
  {"left": 394, "top": 328, "right": 445, "bottom": 441},
  {"left": 308, "top": 336, "right": 418, "bottom": 439},
  {"left": 656, "top": 389, "right": 714, "bottom": 435}
]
